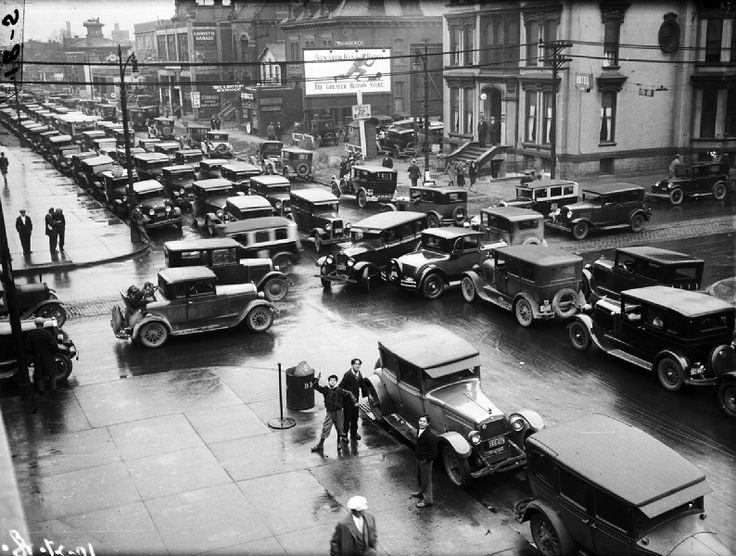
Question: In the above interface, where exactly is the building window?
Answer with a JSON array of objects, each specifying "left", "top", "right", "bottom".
[
  {"left": 240, "top": 37, "right": 249, "bottom": 61},
  {"left": 463, "top": 26, "right": 474, "bottom": 65},
  {"left": 542, "top": 18, "right": 557, "bottom": 67},
  {"left": 450, "top": 26, "right": 461, "bottom": 65},
  {"left": 290, "top": 41, "right": 298, "bottom": 61},
  {"left": 450, "top": 87, "right": 460, "bottom": 133},
  {"left": 543, "top": 92, "right": 552, "bottom": 144},
  {"left": 526, "top": 91, "right": 536, "bottom": 142},
  {"left": 600, "top": 91, "right": 616, "bottom": 143},
  {"left": 603, "top": 18, "right": 621, "bottom": 66},
  {"left": 177, "top": 34, "right": 189, "bottom": 62},
  {"left": 463, "top": 87, "right": 473, "bottom": 134},
  {"left": 167, "top": 35, "right": 177, "bottom": 61},
  {"left": 705, "top": 18, "right": 723, "bottom": 62},
  {"left": 394, "top": 38, "right": 405, "bottom": 64},
  {"left": 157, "top": 35, "right": 167, "bottom": 60},
  {"left": 700, "top": 89, "right": 718, "bottom": 138},
  {"left": 394, "top": 81, "right": 405, "bottom": 114},
  {"left": 726, "top": 89, "right": 736, "bottom": 137},
  {"left": 526, "top": 20, "right": 539, "bottom": 66}
]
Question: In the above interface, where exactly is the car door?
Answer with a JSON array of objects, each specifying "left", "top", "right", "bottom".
[
  {"left": 397, "top": 359, "right": 424, "bottom": 420},
  {"left": 591, "top": 491, "right": 636, "bottom": 556},
  {"left": 557, "top": 468, "right": 596, "bottom": 552},
  {"left": 599, "top": 194, "right": 621, "bottom": 226},
  {"left": 184, "top": 280, "right": 231, "bottom": 326},
  {"left": 444, "top": 237, "right": 476, "bottom": 279}
]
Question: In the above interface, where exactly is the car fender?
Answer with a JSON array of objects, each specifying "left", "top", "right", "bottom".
[
  {"left": 520, "top": 498, "right": 564, "bottom": 525},
  {"left": 582, "top": 266, "right": 594, "bottom": 287},
  {"left": 362, "top": 373, "right": 395, "bottom": 414},
  {"left": 509, "top": 409, "right": 544, "bottom": 432},
  {"left": 437, "top": 431, "right": 471, "bottom": 458},
  {"left": 256, "top": 270, "right": 288, "bottom": 288},
  {"left": 630, "top": 208, "right": 651, "bottom": 221},
  {"left": 461, "top": 268, "right": 482, "bottom": 286},
  {"left": 205, "top": 211, "right": 221, "bottom": 225},
  {"left": 21, "top": 299, "right": 64, "bottom": 320},
  {"left": 512, "top": 292, "right": 541, "bottom": 316},
  {"left": 720, "top": 370, "right": 736, "bottom": 383},
  {"left": 417, "top": 265, "right": 444, "bottom": 285},
  {"left": 316, "top": 255, "right": 329, "bottom": 266},
  {"left": 312, "top": 227, "right": 326, "bottom": 238},
  {"left": 570, "top": 312, "right": 594, "bottom": 330},
  {"left": 131, "top": 315, "right": 172, "bottom": 340},
  {"left": 569, "top": 216, "right": 592, "bottom": 227},
  {"left": 235, "top": 299, "right": 278, "bottom": 324},
  {"left": 379, "top": 202, "right": 398, "bottom": 212},
  {"left": 653, "top": 349, "right": 690, "bottom": 373},
  {"left": 353, "top": 260, "right": 375, "bottom": 275}
]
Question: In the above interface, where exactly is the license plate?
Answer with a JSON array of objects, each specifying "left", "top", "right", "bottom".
[
  {"left": 488, "top": 436, "right": 505, "bottom": 448},
  {"left": 334, "top": 228, "right": 342, "bottom": 234},
  {"left": 336, "top": 263, "right": 346, "bottom": 270}
]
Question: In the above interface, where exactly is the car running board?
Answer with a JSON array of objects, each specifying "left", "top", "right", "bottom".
[
  {"left": 383, "top": 413, "right": 418, "bottom": 443},
  {"left": 476, "top": 286, "right": 513, "bottom": 311},
  {"left": 605, "top": 348, "right": 651, "bottom": 371}
]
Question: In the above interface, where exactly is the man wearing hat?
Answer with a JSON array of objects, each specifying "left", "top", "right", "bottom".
[
  {"left": 25, "top": 317, "right": 58, "bottom": 395},
  {"left": 330, "top": 495, "right": 377, "bottom": 556},
  {"left": 15, "top": 209, "right": 32, "bottom": 255},
  {"left": 408, "top": 159, "right": 421, "bottom": 187},
  {"left": 669, "top": 153, "right": 682, "bottom": 178}
]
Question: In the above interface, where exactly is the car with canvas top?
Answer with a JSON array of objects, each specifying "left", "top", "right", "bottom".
[
  {"left": 384, "top": 185, "right": 468, "bottom": 227},
  {"left": 290, "top": 188, "right": 350, "bottom": 253}
]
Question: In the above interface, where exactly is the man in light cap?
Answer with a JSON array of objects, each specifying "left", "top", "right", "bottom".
[
  {"left": 330, "top": 495, "right": 377, "bottom": 556},
  {"left": 25, "top": 317, "right": 57, "bottom": 395}
]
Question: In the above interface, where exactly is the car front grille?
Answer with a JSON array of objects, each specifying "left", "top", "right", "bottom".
[{"left": 331, "top": 219, "right": 343, "bottom": 237}]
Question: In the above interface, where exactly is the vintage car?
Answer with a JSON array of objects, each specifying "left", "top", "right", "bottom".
[
  {"left": 649, "top": 158, "right": 732, "bottom": 205},
  {"left": 127, "top": 105, "right": 160, "bottom": 131},
  {"left": 217, "top": 216, "right": 302, "bottom": 273},
  {"left": 0, "top": 282, "right": 67, "bottom": 326},
  {"left": 309, "top": 113, "right": 341, "bottom": 146},
  {"left": 385, "top": 185, "right": 468, "bottom": 227},
  {"left": 92, "top": 137, "right": 119, "bottom": 154},
  {"left": 161, "top": 165, "right": 197, "bottom": 210},
  {"left": 110, "top": 266, "right": 276, "bottom": 348},
  {"left": 41, "top": 133, "right": 70, "bottom": 160},
  {"left": 280, "top": 147, "right": 313, "bottom": 180},
  {"left": 388, "top": 228, "right": 492, "bottom": 299},
  {"left": 365, "top": 326, "right": 544, "bottom": 487},
  {"left": 164, "top": 238, "right": 289, "bottom": 302},
  {"left": 0, "top": 318, "right": 78, "bottom": 383},
  {"left": 331, "top": 165, "right": 398, "bottom": 209},
  {"left": 500, "top": 178, "right": 579, "bottom": 216},
  {"left": 129, "top": 180, "right": 183, "bottom": 231},
  {"left": 101, "top": 170, "right": 137, "bottom": 218},
  {"left": 317, "top": 211, "right": 428, "bottom": 292},
  {"left": 517, "top": 414, "right": 731, "bottom": 556},
  {"left": 76, "top": 155, "right": 115, "bottom": 197},
  {"left": 186, "top": 123, "right": 210, "bottom": 146},
  {"left": 198, "top": 158, "right": 229, "bottom": 180},
  {"left": 208, "top": 195, "right": 274, "bottom": 236},
  {"left": 568, "top": 286, "right": 736, "bottom": 392},
  {"left": 379, "top": 120, "right": 444, "bottom": 158},
  {"left": 112, "top": 127, "right": 137, "bottom": 149},
  {"left": 173, "top": 148, "right": 204, "bottom": 167},
  {"left": 132, "top": 152, "right": 171, "bottom": 181},
  {"left": 582, "top": 246, "right": 705, "bottom": 301},
  {"left": 202, "top": 131, "right": 233, "bottom": 158},
  {"left": 191, "top": 178, "right": 239, "bottom": 227},
  {"left": 69, "top": 151, "right": 99, "bottom": 183},
  {"left": 260, "top": 140, "right": 283, "bottom": 174},
  {"left": 138, "top": 138, "right": 162, "bottom": 152},
  {"left": 546, "top": 183, "right": 652, "bottom": 240},
  {"left": 248, "top": 175, "right": 291, "bottom": 217},
  {"left": 220, "top": 161, "right": 262, "bottom": 192},
  {"left": 471, "top": 206, "right": 547, "bottom": 246},
  {"left": 48, "top": 135, "right": 78, "bottom": 172},
  {"left": 152, "top": 116, "right": 175, "bottom": 139},
  {"left": 290, "top": 188, "right": 350, "bottom": 253},
  {"left": 460, "top": 245, "right": 583, "bottom": 327},
  {"left": 154, "top": 141, "right": 183, "bottom": 161}
]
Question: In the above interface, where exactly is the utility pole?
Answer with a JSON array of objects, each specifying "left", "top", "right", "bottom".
[
  {"left": 543, "top": 39, "right": 573, "bottom": 179},
  {"left": 423, "top": 39, "right": 430, "bottom": 177},
  {"left": 118, "top": 44, "right": 142, "bottom": 243}
]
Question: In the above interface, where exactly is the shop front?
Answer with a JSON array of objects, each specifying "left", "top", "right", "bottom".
[{"left": 240, "top": 87, "right": 303, "bottom": 136}]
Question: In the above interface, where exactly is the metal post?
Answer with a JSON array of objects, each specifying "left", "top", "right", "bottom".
[
  {"left": 545, "top": 40, "right": 573, "bottom": 179},
  {"left": 118, "top": 45, "right": 142, "bottom": 243},
  {"left": 423, "top": 40, "right": 430, "bottom": 176},
  {"left": 268, "top": 363, "right": 296, "bottom": 429}
]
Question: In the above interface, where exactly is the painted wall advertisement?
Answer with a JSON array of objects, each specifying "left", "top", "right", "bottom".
[
  {"left": 193, "top": 29, "right": 218, "bottom": 63},
  {"left": 303, "top": 49, "right": 391, "bottom": 97}
]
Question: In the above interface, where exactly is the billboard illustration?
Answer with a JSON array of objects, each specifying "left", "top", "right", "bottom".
[{"left": 303, "top": 49, "right": 391, "bottom": 96}]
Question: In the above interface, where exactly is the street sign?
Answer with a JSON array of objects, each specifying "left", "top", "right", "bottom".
[
  {"left": 191, "top": 92, "right": 201, "bottom": 108},
  {"left": 352, "top": 104, "right": 371, "bottom": 119},
  {"left": 431, "top": 143, "right": 440, "bottom": 154}
]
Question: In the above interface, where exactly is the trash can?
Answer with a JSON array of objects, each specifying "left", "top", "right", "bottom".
[{"left": 286, "top": 361, "right": 315, "bottom": 410}]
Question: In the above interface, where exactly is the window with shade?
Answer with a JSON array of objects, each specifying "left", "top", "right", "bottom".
[
  {"left": 463, "top": 87, "right": 474, "bottom": 134},
  {"left": 526, "top": 91, "right": 537, "bottom": 142},
  {"left": 603, "top": 18, "right": 621, "bottom": 66},
  {"left": 600, "top": 91, "right": 616, "bottom": 143},
  {"left": 394, "top": 81, "right": 405, "bottom": 114},
  {"left": 526, "top": 20, "right": 539, "bottom": 66},
  {"left": 543, "top": 92, "right": 552, "bottom": 145},
  {"left": 700, "top": 89, "right": 718, "bottom": 138},
  {"left": 450, "top": 27, "right": 461, "bottom": 66},
  {"left": 157, "top": 35, "right": 167, "bottom": 60},
  {"left": 178, "top": 34, "right": 189, "bottom": 62},
  {"left": 167, "top": 34, "right": 177, "bottom": 61},
  {"left": 705, "top": 18, "right": 723, "bottom": 62},
  {"left": 463, "top": 26, "right": 474, "bottom": 65},
  {"left": 451, "top": 87, "right": 460, "bottom": 133},
  {"left": 240, "top": 37, "right": 249, "bottom": 61}
]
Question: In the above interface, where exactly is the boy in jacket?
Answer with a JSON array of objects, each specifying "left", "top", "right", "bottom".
[{"left": 312, "top": 373, "right": 357, "bottom": 453}]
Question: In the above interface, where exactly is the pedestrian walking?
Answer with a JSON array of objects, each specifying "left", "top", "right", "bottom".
[
  {"left": 210, "top": 117, "right": 216, "bottom": 130},
  {"left": 444, "top": 159, "right": 456, "bottom": 186},
  {"left": 381, "top": 154, "right": 393, "bottom": 169},
  {"left": 267, "top": 122, "right": 276, "bottom": 140},
  {"left": 174, "top": 104, "right": 182, "bottom": 120},
  {"left": 468, "top": 160, "right": 478, "bottom": 191},
  {"left": 25, "top": 317, "right": 58, "bottom": 396},
  {"left": 44, "top": 208, "right": 58, "bottom": 252},
  {"left": 455, "top": 161, "right": 466, "bottom": 188},
  {"left": 330, "top": 495, "right": 378, "bottom": 556},
  {"left": 0, "top": 152, "right": 9, "bottom": 186},
  {"left": 412, "top": 414, "right": 438, "bottom": 508},
  {"left": 339, "top": 156, "right": 349, "bottom": 179},
  {"left": 15, "top": 209, "right": 32, "bottom": 255},
  {"left": 339, "top": 358, "right": 367, "bottom": 441},
  {"left": 477, "top": 115, "right": 488, "bottom": 148},
  {"left": 214, "top": 116, "right": 221, "bottom": 130},
  {"left": 669, "top": 153, "right": 682, "bottom": 178},
  {"left": 408, "top": 159, "right": 421, "bottom": 187},
  {"left": 489, "top": 116, "right": 501, "bottom": 146},
  {"left": 311, "top": 372, "right": 357, "bottom": 453},
  {"left": 275, "top": 121, "right": 282, "bottom": 140},
  {"left": 53, "top": 208, "right": 66, "bottom": 251}
]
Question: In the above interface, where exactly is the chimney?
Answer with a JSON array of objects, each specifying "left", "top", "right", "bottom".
[{"left": 65, "top": 21, "right": 71, "bottom": 37}]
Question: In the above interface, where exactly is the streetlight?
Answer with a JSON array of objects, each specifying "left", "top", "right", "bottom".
[{"left": 117, "top": 44, "right": 141, "bottom": 243}]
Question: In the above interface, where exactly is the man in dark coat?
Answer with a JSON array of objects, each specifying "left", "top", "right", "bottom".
[
  {"left": 489, "top": 116, "right": 501, "bottom": 146},
  {"left": 412, "top": 414, "right": 438, "bottom": 508},
  {"left": 339, "top": 358, "right": 367, "bottom": 440},
  {"left": 25, "top": 317, "right": 58, "bottom": 395},
  {"left": 330, "top": 495, "right": 378, "bottom": 556},
  {"left": 53, "top": 208, "right": 66, "bottom": 251},
  {"left": 312, "top": 373, "right": 357, "bottom": 453},
  {"left": 44, "top": 207, "right": 58, "bottom": 252},
  {"left": 15, "top": 209, "right": 32, "bottom": 255},
  {"left": 0, "top": 151, "right": 9, "bottom": 186},
  {"left": 477, "top": 116, "right": 488, "bottom": 148},
  {"left": 408, "top": 159, "right": 421, "bottom": 187},
  {"left": 381, "top": 154, "right": 393, "bottom": 168}
]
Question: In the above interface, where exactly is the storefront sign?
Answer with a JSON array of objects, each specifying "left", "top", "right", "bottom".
[
  {"left": 241, "top": 92, "right": 256, "bottom": 109},
  {"left": 213, "top": 84, "right": 244, "bottom": 93},
  {"left": 575, "top": 72, "right": 593, "bottom": 92},
  {"left": 200, "top": 93, "right": 220, "bottom": 108},
  {"left": 303, "top": 49, "right": 391, "bottom": 97},
  {"left": 193, "top": 29, "right": 218, "bottom": 63},
  {"left": 335, "top": 40, "right": 364, "bottom": 47},
  {"left": 190, "top": 91, "right": 201, "bottom": 108},
  {"left": 352, "top": 104, "right": 371, "bottom": 119},
  {"left": 260, "top": 97, "right": 282, "bottom": 112}
]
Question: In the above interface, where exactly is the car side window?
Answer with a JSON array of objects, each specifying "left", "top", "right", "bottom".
[
  {"left": 211, "top": 248, "right": 233, "bottom": 266},
  {"left": 187, "top": 280, "right": 215, "bottom": 297},
  {"left": 550, "top": 186, "right": 562, "bottom": 198},
  {"left": 398, "top": 359, "right": 420, "bottom": 389},
  {"left": 529, "top": 451, "right": 557, "bottom": 488},
  {"left": 379, "top": 347, "right": 399, "bottom": 375},
  {"left": 563, "top": 185, "right": 575, "bottom": 196},
  {"left": 462, "top": 235, "right": 478, "bottom": 250},
  {"left": 180, "top": 250, "right": 206, "bottom": 266},
  {"left": 519, "top": 261, "right": 535, "bottom": 281},
  {"left": 595, "top": 492, "right": 632, "bottom": 533},
  {"left": 535, "top": 188, "right": 548, "bottom": 199},
  {"left": 506, "top": 258, "right": 520, "bottom": 277},
  {"left": 559, "top": 468, "right": 590, "bottom": 510},
  {"left": 616, "top": 254, "right": 636, "bottom": 273},
  {"left": 518, "top": 219, "right": 539, "bottom": 230}
]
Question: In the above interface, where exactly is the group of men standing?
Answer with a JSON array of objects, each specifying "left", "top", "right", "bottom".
[
  {"left": 14, "top": 207, "right": 66, "bottom": 256},
  {"left": 477, "top": 115, "right": 501, "bottom": 148}
]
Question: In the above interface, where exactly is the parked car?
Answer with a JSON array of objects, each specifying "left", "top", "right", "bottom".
[
  {"left": 69, "top": 151, "right": 99, "bottom": 184},
  {"left": 385, "top": 185, "right": 467, "bottom": 227},
  {"left": 186, "top": 123, "right": 210, "bottom": 146},
  {"left": 101, "top": 170, "right": 137, "bottom": 218},
  {"left": 198, "top": 158, "right": 229, "bottom": 180},
  {"left": 309, "top": 113, "right": 341, "bottom": 146},
  {"left": 461, "top": 245, "right": 583, "bottom": 327},
  {"left": 331, "top": 165, "right": 398, "bottom": 208},
  {"left": 0, "top": 282, "right": 67, "bottom": 326},
  {"left": 138, "top": 138, "right": 161, "bottom": 152},
  {"left": 152, "top": 116, "right": 175, "bottom": 139},
  {"left": 132, "top": 152, "right": 171, "bottom": 181},
  {"left": 173, "top": 148, "right": 204, "bottom": 167},
  {"left": 190, "top": 178, "right": 239, "bottom": 228},
  {"left": 387, "top": 228, "right": 492, "bottom": 299},
  {"left": 154, "top": 141, "right": 182, "bottom": 161},
  {"left": 259, "top": 140, "right": 283, "bottom": 174},
  {"left": 208, "top": 195, "right": 274, "bottom": 236},
  {"left": 546, "top": 183, "right": 652, "bottom": 240},
  {"left": 649, "top": 157, "right": 732, "bottom": 205},
  {"left": 127, "top": 105, "right": 159, "bottom": 131},
  {"left": 79, "top": 129, "right": 107, "bottom": 152},
  {"left": 110, "top": 266, "right": 275, "bottom": 348},
  {"left": 202, "top": 131, "right": 233, "bottom": 158},
  {"left": 0, "top": 318, "right": 78, "bottom": 383},
  {"left": 217, "top": 216, "right": 302, "bottom": 273},
  {"left": 129, "top": 180, "right": 183, "bottom": 231},
  {"left": 163, "top": 238, "right": 289, "bottom": 302},
  {"left": 161, "top": 165, "right": 197, "bottom": 210},
  {"left": 248, "top": 175, "right": 291, "bottom": 217},
  {"left": 500, "top": 178, "right": 579, "bottom": 216},
  {"left": 568, "top": 286, "right": 736, "bottom": 392},
  {"left": 76, "top": 155, "right": 114, "bottom": 198},
  {"left": 280, "top": 147, "right": 313, "bottom": 180},
  {"left": 290, "top": 188, "right": 350, "bottom": 253},
  {"left": 582, "top": 246, "right": 705, "bottom": 302},
  {"left": 317, "top": 211, "right": 428, "bottom": 292},
  {"left": 471, "top": 206, "right": 547, "bottom": 246},
  {"left": 517, "top": 413, "right": 732, "bottom": 556},
  {"left": 365, "top": 326, "right": 544, "bottom": 487},
  {"left": 220, "top": 161, "right": 262, "bottom": 192},
  {"left": 47, "top": 135, "right": 78, "bottom": 172},
  {"left": 380, "top": 120, "right": 444, "bottom": 158}
]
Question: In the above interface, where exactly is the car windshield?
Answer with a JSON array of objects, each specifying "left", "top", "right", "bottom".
[
  {"left": 266, "top": 185, "right": 290, "bottom": 194},
  {"left": 313, "top": 203, "right": 338, "bottom": 214},
  {"left": 542, "top": 265, "right": 577, "bottom": 284},
  {"left": 515, "top": 187, "right": 533, "bottom": 200},
  {"left": 351, "top": 228, "right": 381, "bottom": 245},
  {"left": 424, "top": 366, "right": 479, "bottom": 391},
  {"left": 139, "top": 190, "right": 165, "bottom": 201},
  {"left": 421, "top": 235, "right": 446, "bottom": 252},
  {"left": 581, "top": 190, "right": 603, "bottom": 202}
]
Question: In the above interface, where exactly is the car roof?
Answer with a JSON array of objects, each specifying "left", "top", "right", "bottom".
[
  {"left": 615, "top": 246, "right": 704, "bottom": 265},
  {"left": 481, "top": 206, "right": 544, "bottom": 220},
  {"left": 193, "top": 178, "right": 234, "bottom": 189},
  {"left": 517, "top": 178, "right": 578, "bottom": 189},
  {"left": 621, "top": 285, "right": 734, "bottom": 316},
  {"left": 422, "top": 228, "right": 483, "bottom": 240},
  {"left": 187, "top": 123, "right": 210, "bottom": 129},
  {"left": 162, "top": 165, "right": 196, "bottom": 173},
  {"left": 82, "top": 155, "right": 114, "bottom": 166},
  {"left": 156, "top": 141, "right": 181, "bottom": 148},
  {"left": 352, "top": 165, "right": 397, "bottom": 174},
  {"left": 200, "top": 158, "right": 229, "bottom": 166},
  {"left": 164, "top": 237, "right": 241, "bottom": 252},
  {"left": 133, "top": 152, "right": 170, "bottom": 162},
  {"left": 581, "top": 182, "right": 644, "bottom": 194},
  {"left": 379, "top": 326, "right": 480, "bottom": 375},
  {"left": 221, "top": 215, "right": 294, "bottom": 233},
  {"left": 498, "top": 245, "right": 582, "bottom": 265},
  {"left": 412, "top": 186, "right": 466, "bottom": 194},
  {"left": 159, "top": 266, "right": 216, "bottom": 283},
  {"left": 251, "top": 175, "right": 290, "bottom": 186},
  {"left": 176, "top": 149, "right": 202, "bottom": 155},
  {"left": 49, "top": 135, "right": 73, "bottom": 143},
  {"left": 133, "top": 180, "right": 165, "bottom": 194},
  {"left": 353, "top": 211, "right": 426, "bottom": 230},
  {"left": 83, "top": 130, "right": 106, "bottom": 136},
  {"left": 527, "top": 414, "right": 710, "bottom": 516},
  {"left": 227, "top": 195, "right": 272, "bottom": 209},
  {"left": 290, "top": 188, "right": 338, "bottom": 203},
  {"left": 222, "top": 162, "right": 261, "bottom": 172},
  {"left": 282, "top": 147, "right": 312, "bottom": 154},
  {"left": 100, "top": 170, "right": 137, "bottom": 179}
]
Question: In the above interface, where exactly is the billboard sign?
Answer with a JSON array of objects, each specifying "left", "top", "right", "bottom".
[{"left": 303, "top": 49, "right": 391, "bottom": 97}]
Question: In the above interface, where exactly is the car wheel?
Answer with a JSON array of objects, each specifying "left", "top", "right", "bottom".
[
  {"left": 572, "top": 221, "right": 589, "bottom": 240},
  {"left": 442, "top": 446, "right": 471, "bottom": 488},
  {"left": 246, "top": 306, "right": 274, "bottom": 332},
  {"left": 630, "top": 213, "right": 645, "bottom": 233},
  {"left": 657, "top": 356, "right": 685, "bottom": 392},
  {"left": 530, "top": 512, "right": 576, "bottom": 556},
  {"left": 514, "top": 298, "right": 534, "bottom": 328},
  {"left": 460, "top": 276, "right": 477, "bottom": 302},
  {"left": 552, "top": 288, "right": 579, "bottom": 319},
  {"left": 421, "top": 273, "right": 445, "bottom": 300},
  {"left": 712, "top": 181, "right": 727, "bottom": 201},
  {"left": 337, "top": 129, "right": 346, "bottom": 143},
  {"left": 357, "top": 189, "right": 368, "bottom": 209},
  {"left": 522, "top": 237, "right": 541, "bottom": 245},
  {"left": 36, "top": 303, "right": 67, "bottom": 327},
  {"left": 451, "top": 206, "right": 466, "bottom": 225},
  {"left": 669, "top": 187, "right": 684, "bottom": 205},
  {"left": 138, "top": 321, "right": 169, "bottom": 348},
  {"left": 54, "top": 353, "right": 73, "bottom": 382},
  {"left": 392, "top": 145, "right": 400, "bottom": 158},
  {"left": 360, "top": 267, "right": 371, "bottom": 293},
  {"left": 716, "top": 378, "right": 736, "bottom": 418},
  {"left": 568, "top": 320, "right": 591, "bottom": 351},
  {"left": 427, "top": 213, "right": 441, "bottom": 228},
  {"left": 312, "top": 233, "right": 322, "bottom": 253},
  {"left": 262, "top": 277, "right": 288, "bottom": 302},
  {"left": 296, "top": 163, "right": 310, "bottom": 179},
  {"left": 205, "top": 217, "right": 216, "bottom": 237},
  {"left": 272, "top": 254, "right": 295, "bottom": 274},
  {"left": 387, "top": 261, "right": 401, "bottom": 286}
]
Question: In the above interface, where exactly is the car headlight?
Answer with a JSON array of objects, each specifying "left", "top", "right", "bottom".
[
  {"left": 122, "top": 196, "right": 127, "bottom": 202},
  {"left": 347, "top": 259, "right": 355, "bottom": 267},
  {"left": 326, "top": 255, "right": 334, "bottom": 264},
  {"left": 509, "top": 415, "right": 527, "bottom": 432},
  {"left": 326, "top": 223, "right": 332, "bottom": 231},
  {"left": 275, "top": 201, "right": 282, "bottom": 209},
  {"left": 468, "top": 430, "right": 481, "bottom": 445},
  {"left": 57, "top": 333, "right": 64, "bottom": 341},
  {"left": 216, "top": 209, "right": 223, "bottom": 217},
  {"left": 148, "top": 208, "right": 155, "bottom": 216},
  {"left": 179, "top": 188, "right": 185, "bottom": 195},
  {"left": 345, "top": 222, "right": 352, "bottom": 230},
  {"left": 165, "top": 205, "right": 171, "bottom": 213}
]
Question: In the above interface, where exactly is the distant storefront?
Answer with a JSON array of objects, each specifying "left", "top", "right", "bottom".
[{"left": 241, "top": 87, "right": 303, "bottom": 135}]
